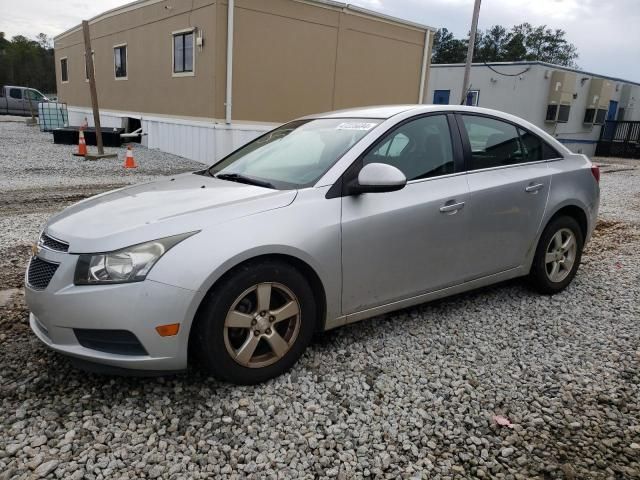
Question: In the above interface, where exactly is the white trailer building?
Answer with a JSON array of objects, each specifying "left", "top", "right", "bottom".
[{"left": 427, "top": 61, "right": 640, "bottom": 156}]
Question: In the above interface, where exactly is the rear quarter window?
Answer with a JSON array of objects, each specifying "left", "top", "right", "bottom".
[{"left": 518, "top": 128, "right": 562, "bottom": 161}]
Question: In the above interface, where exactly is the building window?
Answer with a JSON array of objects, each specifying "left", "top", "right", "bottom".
[
  {"left": 466, "top": 90, "right": 480, "bottom": 106},
  {"left": 173, "top": 30, "right": 194, "bottom": 76},
  {"left": 114, "top": 44, "right": 127, "bottom": 79},
  {"left": 546, "top": 105, "right": 558, "bottom": 123},
  {"left": 433, "top": 90, "right": 450, "bottom": 105},
  {"left": 557, "top": 104, "right": 570, "bottom": 123},
  {"left": 84, "top": 51, "right": 95, "bottom": 81},
  {"left": 60, "top": 57, "right": 68, "bottom": 83}
]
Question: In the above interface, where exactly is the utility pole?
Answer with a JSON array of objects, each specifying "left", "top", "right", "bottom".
[
  {"left": 460, "top": 0, "right": 481, "bottom": 105},
  {"left": 82, "top": 20, "right": 116, "bottom": 160}
]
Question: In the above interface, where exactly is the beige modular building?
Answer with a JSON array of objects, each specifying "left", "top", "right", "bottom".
[
  {"left": 427, "top": 61, "right": 640, "bottom": 157},
  {"left": 54, "top": 0, "right": 435, "bottom": 162}
]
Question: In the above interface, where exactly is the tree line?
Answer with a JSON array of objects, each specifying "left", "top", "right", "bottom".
[
  {"left": 432, "top": 23, "right": 579, "bottom": 67},
  {"left": 0, "top": 32, "right": 56, "bottom": 93}
]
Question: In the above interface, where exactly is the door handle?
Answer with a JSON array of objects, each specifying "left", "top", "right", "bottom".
[
  {"left": 525, "top": 183, "right": 544, "bottom": 193},
  {"left": 439, "top": 201, "right": 465, "bottom": 214}
]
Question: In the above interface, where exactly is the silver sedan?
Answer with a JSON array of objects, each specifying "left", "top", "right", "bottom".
[{"left": 25, "top": 105, "right": 600, "bottom": 384}]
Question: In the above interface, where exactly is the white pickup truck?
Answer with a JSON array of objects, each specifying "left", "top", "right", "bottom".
[{"left": 0, "top": 85, "right": 50, "bottom": 116}]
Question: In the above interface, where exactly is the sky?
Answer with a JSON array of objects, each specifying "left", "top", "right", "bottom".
[{"left": 1, "top": 0, "right": 639, "bottom": 81}]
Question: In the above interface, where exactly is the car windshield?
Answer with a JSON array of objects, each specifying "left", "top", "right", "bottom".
[{"left": 208, "top": 118, "right": 381, "bottom": 189}]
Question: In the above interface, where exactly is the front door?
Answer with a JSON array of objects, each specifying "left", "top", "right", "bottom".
[
  {"left": 341, "top": 114, "right": 469, "bottom": 314},
  {"left": 456, "top": 114, "right": 553, "bottom": 279}
]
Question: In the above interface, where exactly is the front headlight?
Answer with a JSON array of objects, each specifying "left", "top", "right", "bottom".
[{"left": 74, "top": 232, "right": 197, "bottom": 285}]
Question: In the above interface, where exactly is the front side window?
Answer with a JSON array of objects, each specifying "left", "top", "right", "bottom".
[
  {"left": 60, "top": 58, "right": 68, "bottom": 82},
  {"left": 363, "top": 115, "right": 455, "bottom": 181},
  {"left": 173, "top": 31, "right": 194, "bottom": 74},
  {"left": 9, "top": 88, "right": 22, "bottom": 99},
  {"left": 114, "top": 45, "right": 127, "bottom": 78},
  {"left": 461, "top": 115, "right": 523, "bottom": 169},
  {"left": 209, "top": 118, "right": 380, "bottom": 189},
  {"left": 26, "top": 90, "right": 44, "bottom": 102}
]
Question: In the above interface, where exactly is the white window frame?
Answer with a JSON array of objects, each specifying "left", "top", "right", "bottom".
[
  {"left": 60, "top": 56, "right": 69, "bottom": 84},
  {"left": 171, "top": 28, "right": 196, "bottom": 78},
  {"left": 84, "top": 51, "right": 95, "bottom": 82},
  {"left": 113, "top": 43, "right": 128, "bottom": 80},
  {"left": 466, "top": 90, "right": 480, "bottom": 106}
]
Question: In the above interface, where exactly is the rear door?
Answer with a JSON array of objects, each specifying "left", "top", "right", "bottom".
[
  {"left": 340, "top": 113, "right": 470, "bottom": 314},
  {"left": 456, "top": 113, "right": 557, "bottom": 279}
]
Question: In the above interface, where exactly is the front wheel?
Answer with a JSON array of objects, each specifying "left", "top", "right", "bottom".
[
  {"left": 529, "top": 216, "right": 584, "bottom": 294},
  {"left": 193, "top": 260, "right": 316, "bottom": 384}
]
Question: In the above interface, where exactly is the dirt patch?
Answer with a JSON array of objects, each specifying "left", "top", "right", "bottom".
[
  {"left": 0, "top": 183, "right": 129, "bottom": 216},
  {"left": 0, "top": 288, "right": 29, "bottom": 337},
  {"left": 600, "top": 168, "right": 637, "bottom": 175},
  {"left": 0, "top": 245, "right": 36, "bottom": 338},
  {"left": 0, "top": 244, "right": 32, "bottom": 289},
  {"left": 585, "top": 219, "right": 639, "bottom": 255}
]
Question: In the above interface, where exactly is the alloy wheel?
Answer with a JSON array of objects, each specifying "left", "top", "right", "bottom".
[
  {"left": 544, "top": 228, "right": 577, "bottom": 283},
  {"left": 223, "top": 282, "right": 301, "bottom": 368}
]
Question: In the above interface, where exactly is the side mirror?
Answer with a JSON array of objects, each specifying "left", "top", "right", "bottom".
[{"left": 347, "top": 163, "right": 407, "bottom": 195}]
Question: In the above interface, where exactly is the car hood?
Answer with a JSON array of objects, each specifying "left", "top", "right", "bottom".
[{"left": 46, "top": 173, "right": 297, "bottom": 253}]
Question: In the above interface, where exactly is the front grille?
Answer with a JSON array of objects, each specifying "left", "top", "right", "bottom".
[
  {"left": 40, "top": 233, "right": 69, "bottom": 252},
  {"left": 27, "top": 257, "right": 59, "bottom": 290},
  {"left": 74, "top": 329, "right": 148, "bottom": 356}
]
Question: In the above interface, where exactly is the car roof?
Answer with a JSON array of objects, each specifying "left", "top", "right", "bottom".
[
  {"left": 300, "top": 104, "right": 574, "bottom": 156},
  {"left": 302, "top": 104, "right": 525, "bottom": 120}
]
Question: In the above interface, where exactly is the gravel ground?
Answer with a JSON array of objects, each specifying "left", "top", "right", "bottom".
[{"left": 1, "top": 123, "right": 639, "bottom": 479}]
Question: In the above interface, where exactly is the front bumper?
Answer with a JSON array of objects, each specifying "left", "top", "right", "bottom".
[{"left": 25, "top": 246, "right": 197, "bottom": 372}]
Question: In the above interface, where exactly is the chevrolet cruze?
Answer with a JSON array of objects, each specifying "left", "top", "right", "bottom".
[{"left": 26, "top": 105, "right": 600, "bottom": 384}]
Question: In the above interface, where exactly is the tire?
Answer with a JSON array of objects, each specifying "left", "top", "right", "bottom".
[
  {"left": 193, "top": 260, "right": 316, "bottom": 385},
  {"left": 529, "top": 215, "right": 584, "bottom": 294}
]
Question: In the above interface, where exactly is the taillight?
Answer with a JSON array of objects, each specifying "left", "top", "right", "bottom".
[{"left": 590, "top": 165, "right": 600, "bottom": 183}]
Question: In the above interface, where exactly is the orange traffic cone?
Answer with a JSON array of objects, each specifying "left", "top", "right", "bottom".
[
  {"left": 73, "top": 130, "right": 87, "bottom": 157},
  {"left": 123, "top": 145, "right": 138, "bottom": 169}
]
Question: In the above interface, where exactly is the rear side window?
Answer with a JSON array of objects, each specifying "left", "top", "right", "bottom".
[
  {"left": 518, "top": 128, "right": 561, "bottom": 161},
  {"left": 461, "top": 115, "right": 523, "bottom": 169},
  {"left": 9, "top": 88, "right": 22, "bottom": 99},
  {"left": 363, "top": 115, "right": 455, "bottom": 181}
]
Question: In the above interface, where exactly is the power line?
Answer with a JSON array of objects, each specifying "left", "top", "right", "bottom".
[{"left": 483, "top": 62, "right": 532, "bottom": 77}]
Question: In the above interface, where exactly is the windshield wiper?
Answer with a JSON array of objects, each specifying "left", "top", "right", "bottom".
[{"left": 215, "top": 173, "right": 275, "bottom": 189}]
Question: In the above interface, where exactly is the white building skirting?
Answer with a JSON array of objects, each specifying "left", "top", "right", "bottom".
[{"left": 67, "top": 106, "right": 273, "bottom": 164}]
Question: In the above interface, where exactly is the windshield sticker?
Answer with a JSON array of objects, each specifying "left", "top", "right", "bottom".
[{"left": 336, "top": 122, "right": 378, "bottom": 131}]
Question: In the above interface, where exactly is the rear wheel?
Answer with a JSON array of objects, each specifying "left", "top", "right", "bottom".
[
  {"left": 529, "top": 216, "right": 584, "bottom": 294},
  {"left": 193, "top": 260, "right": 316, "bottom": 384}
]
